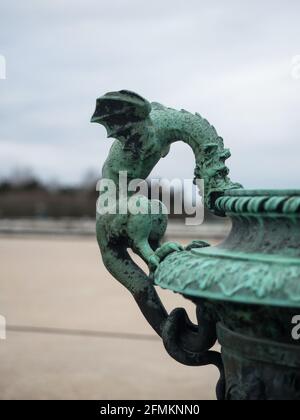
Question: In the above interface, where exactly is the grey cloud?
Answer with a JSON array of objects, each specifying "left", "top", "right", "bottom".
[{"left": 0, "top": 0, "right": 299, "bottom": 186}]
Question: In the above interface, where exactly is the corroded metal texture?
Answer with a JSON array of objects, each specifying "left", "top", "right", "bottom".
[
  {"left": 155, "top": 190, "right": 300, "bottom": 308},
  {"left": 92, "top": 90, "right": 300, "bottom": 400},
  {"left": 91, "top": 90, "right": 241, "bottom": 212},
  {"left": 91, "top": 90, "right": 241, "bottom": 399},
  {"left": 217, "top": 323, "right": 300, "bottom": 400},
  {"left": 91, "top": 89, "right": 239, "bottom": 336}
]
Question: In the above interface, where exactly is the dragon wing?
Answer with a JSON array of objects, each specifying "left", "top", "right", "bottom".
[{"left": 91, "top": 90, "right": 151, "bottom": 142}]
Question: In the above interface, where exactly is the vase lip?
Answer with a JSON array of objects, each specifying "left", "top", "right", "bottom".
[{"left": 226, "top": 189, "right": 300, "bottom": 197}]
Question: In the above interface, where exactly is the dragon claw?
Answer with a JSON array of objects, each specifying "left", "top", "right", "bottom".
[
  {"left": 148, "top": 254, "right": 160, "bottom": 272},
  {"left": 185, "top": 240, "right": 210, "bottom": 251},
  {"left": 148, "top": 242, "right": 184, "bottom": 271}
]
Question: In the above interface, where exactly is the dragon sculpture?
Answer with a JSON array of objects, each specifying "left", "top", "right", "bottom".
[{"left": 91, "top": 90, "right": 241, "bottom": 398}]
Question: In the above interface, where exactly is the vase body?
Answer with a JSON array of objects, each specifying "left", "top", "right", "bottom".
[{"left": 155, "top": 190, "right": 300, "bottom": 400}]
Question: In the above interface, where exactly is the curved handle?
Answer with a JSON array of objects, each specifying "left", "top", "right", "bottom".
[{"left": 92, "top": 90, "right": 241, "bottom": 399}]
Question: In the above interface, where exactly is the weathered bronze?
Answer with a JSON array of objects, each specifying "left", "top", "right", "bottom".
[{"left": 92, "top": 90, "right": 300, "bottom": 400}]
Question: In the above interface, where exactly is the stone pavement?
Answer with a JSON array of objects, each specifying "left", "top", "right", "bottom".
[{"left": 0, "top": 235, "right": 220, "bottom": 400}]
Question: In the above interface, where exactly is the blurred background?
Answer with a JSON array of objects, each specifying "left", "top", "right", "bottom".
[{"left": 0, "top": 0, "right": 299, "bottom": 400}]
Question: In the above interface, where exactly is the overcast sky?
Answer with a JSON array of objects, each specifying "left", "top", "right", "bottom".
[{"left": 0, "top": 0, "right": 299, "bottom": 188}]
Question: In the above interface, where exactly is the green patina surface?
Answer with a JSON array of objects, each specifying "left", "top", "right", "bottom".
[
  {"left": 91, "top": 89, "right": 300, "bottom": 315},
  {"left": 91, "top": 90, "right": 300, "bottom": 400},
  {"left": 91, "top": 90, "right": 241, "bottom": 336},
  {"left": 155, "top": 189, "right": 300, "bottom": 308}
]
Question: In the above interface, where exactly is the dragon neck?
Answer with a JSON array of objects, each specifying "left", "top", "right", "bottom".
[{"left": 151, "top": 104, "right": 241, "bottom": 211}]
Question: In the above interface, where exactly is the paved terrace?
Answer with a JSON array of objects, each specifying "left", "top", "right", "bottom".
[{"left": 0, "top": 221, "right": 229, "bottom": 399}]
